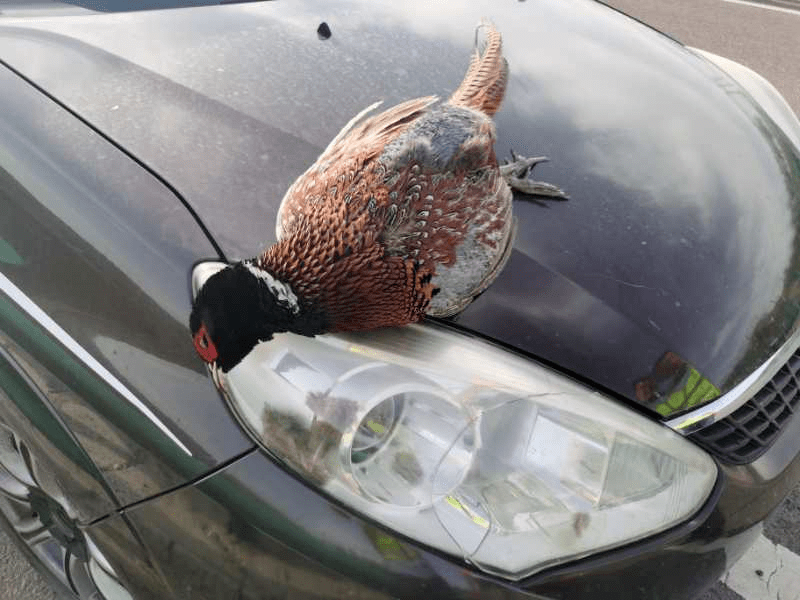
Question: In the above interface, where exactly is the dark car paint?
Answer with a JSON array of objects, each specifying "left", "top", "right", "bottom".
[
  {"left": 1, "top": 0, "right": 799, "bottom": 415},
  {"left": 77, "top": 417, "right": 800, "bottom": 600},
  {"left": 0, "top": 334, "right": 117, "bottom": 524},
  {"left": 0, "top": 1, "right": 800, "bottom": 599},
  {"left": 0, "top": 64, "right": 254, "bottom": 515},
  {"left": 81, "top": 390, "right": 800, "bottom": 600}
]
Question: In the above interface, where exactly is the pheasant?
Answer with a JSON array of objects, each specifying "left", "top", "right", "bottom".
[{"left": 191, "top": 22, "right": 567, "bottom": 372}]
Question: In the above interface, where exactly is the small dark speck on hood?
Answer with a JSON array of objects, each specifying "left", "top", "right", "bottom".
[{"left": 317, "top": 22, "right": 332, "bottom": 40}]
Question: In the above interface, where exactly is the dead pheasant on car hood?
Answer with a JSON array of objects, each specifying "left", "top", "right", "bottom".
[{"left": 190, "top": 22, "right": 567, "bottom": 372}]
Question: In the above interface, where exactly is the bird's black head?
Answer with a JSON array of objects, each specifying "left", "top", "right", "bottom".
[{"left": 190, "top": 262, "right": 327, "bottom": 372}]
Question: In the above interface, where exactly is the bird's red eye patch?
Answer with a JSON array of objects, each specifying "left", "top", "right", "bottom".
[{"left": 193, "top": 323, "right": 218, "bottom": 363}]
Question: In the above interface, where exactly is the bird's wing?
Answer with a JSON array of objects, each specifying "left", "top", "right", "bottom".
[
  {"left": 316, "top": 95, "right": 439, "bottom": 170},
  {"left": 275, "top": 96, "right": 438, "bottom": 240}
]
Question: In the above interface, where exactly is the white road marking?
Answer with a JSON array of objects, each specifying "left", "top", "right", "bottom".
[
  {"left": 723, "top": 534, "right": 800, "bottom": 600},
  {"left": 720, "top": 0, "right": 800, "bottom": 15}
]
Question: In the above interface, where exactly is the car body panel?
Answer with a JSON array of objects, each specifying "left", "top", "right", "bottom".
[
  {"left": 0, "top": 328, "right": 117, "bottom": 524},
  {"left": 118, "top": 448, "right": 550, "bottom": 600},
  {"left": 99, "top": 422, "right": 796, "bottom": 600},
  {"left": 0, "top": 63, "right": 253, "bottom": 509},
  {"left": 528, "top": 398, "right": 800, "bottom": 598},
  {"left": 92, "top": 389, "right": 800, "bottom": 600},
  {"left": 77, "top": 511, "right": 174, "bottom": 599},
  {"left": 2, "top": 0, "right": 799, "bottom": 417},
  {"left": 0, "top": 1, "right": 799, "bottom": 599}
]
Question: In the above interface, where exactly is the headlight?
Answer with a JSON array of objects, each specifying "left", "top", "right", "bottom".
[{"left": 197, "top": 267, "right": 717, "bottom": 580}]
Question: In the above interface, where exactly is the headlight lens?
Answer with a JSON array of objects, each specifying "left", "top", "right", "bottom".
[{"left": 200, "top": 267, "right": 717, "bottom": 580}]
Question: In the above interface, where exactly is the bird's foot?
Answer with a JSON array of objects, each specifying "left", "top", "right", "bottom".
[
  {"left": 501, "top": 152, "right": 569, "bottom": 201},
  {"left": 499, "top": 153, "right": 549, "bottom": 178}
]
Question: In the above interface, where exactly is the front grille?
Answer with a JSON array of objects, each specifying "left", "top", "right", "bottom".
[{"left": 689, "top": 350, "right": 800, "bottom": 464}]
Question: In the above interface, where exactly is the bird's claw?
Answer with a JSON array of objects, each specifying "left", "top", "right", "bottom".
[
  {"left": 500, "top": 153, "right": 549, "bottom": 177},
  {"left": 507, "top": 177, "right": 569, "bottom": 198},
  {"left": 501, "top": 152, "right": 569, "bottom": 200}
]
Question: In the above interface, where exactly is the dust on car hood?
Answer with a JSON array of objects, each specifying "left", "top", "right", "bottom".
[{"left": 3, "top": 0, "right": 800, "bottom": 416}]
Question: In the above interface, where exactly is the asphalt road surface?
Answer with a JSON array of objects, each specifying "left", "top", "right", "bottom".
[
  {"left": 0, "top": 537, "right": 58, "bottom": 600},
  {"left": 603, "top": 0, "right": 800, "bottom": 114},
  {"left": 2, "top": 1, "right": 800, "bottom": 599}
]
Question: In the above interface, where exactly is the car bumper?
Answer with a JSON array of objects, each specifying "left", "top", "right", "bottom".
[{"left": 83, "top": 405, "right": 800, "bottom": 600}]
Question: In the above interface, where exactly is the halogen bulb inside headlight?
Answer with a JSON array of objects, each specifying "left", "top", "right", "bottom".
[
  {"left": 351, "top": 394, "right": 404, "bottom": 463},
  {"left": 196, "top": 260, "right": 717, "bottom": 581},
  {"left": 344, "top": 387, "right": 475, "bottom": 508}
]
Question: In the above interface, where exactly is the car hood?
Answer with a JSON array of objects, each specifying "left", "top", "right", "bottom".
[{"left": 3, "top": 0, "right": 800, "bottom": 416}]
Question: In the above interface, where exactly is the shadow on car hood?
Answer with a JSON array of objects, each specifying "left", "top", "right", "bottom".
[{"left": 2, "top": 0, "right": 799, "bottom": 415}]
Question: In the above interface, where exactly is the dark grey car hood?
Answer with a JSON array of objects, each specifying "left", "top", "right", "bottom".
[{"left": 2, "top": 0, "right": 800, "bottom": 416}]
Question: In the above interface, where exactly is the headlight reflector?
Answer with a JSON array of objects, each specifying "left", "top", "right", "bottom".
[{"left": 208, "top": 297, "right": 717, "bottom": 579}]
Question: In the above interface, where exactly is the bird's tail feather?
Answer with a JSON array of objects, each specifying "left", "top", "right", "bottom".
[{"left": 448, "top": 20, "right": 508, "bottom": 116}]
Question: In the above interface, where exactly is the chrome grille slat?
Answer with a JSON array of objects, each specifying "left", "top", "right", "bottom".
[{"left": 690, "top": 350, "right": 800, "bottom": 464}]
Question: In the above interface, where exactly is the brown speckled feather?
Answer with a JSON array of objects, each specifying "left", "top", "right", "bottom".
[
  {"left": 261, "top": 22, "right": 512, "bottom": 329},
  {"left": 275, "top": 95, "right": 438, "bottom": 240},
  {"left": 448, "top": 21, "right": 508, "bottom": 116}
]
